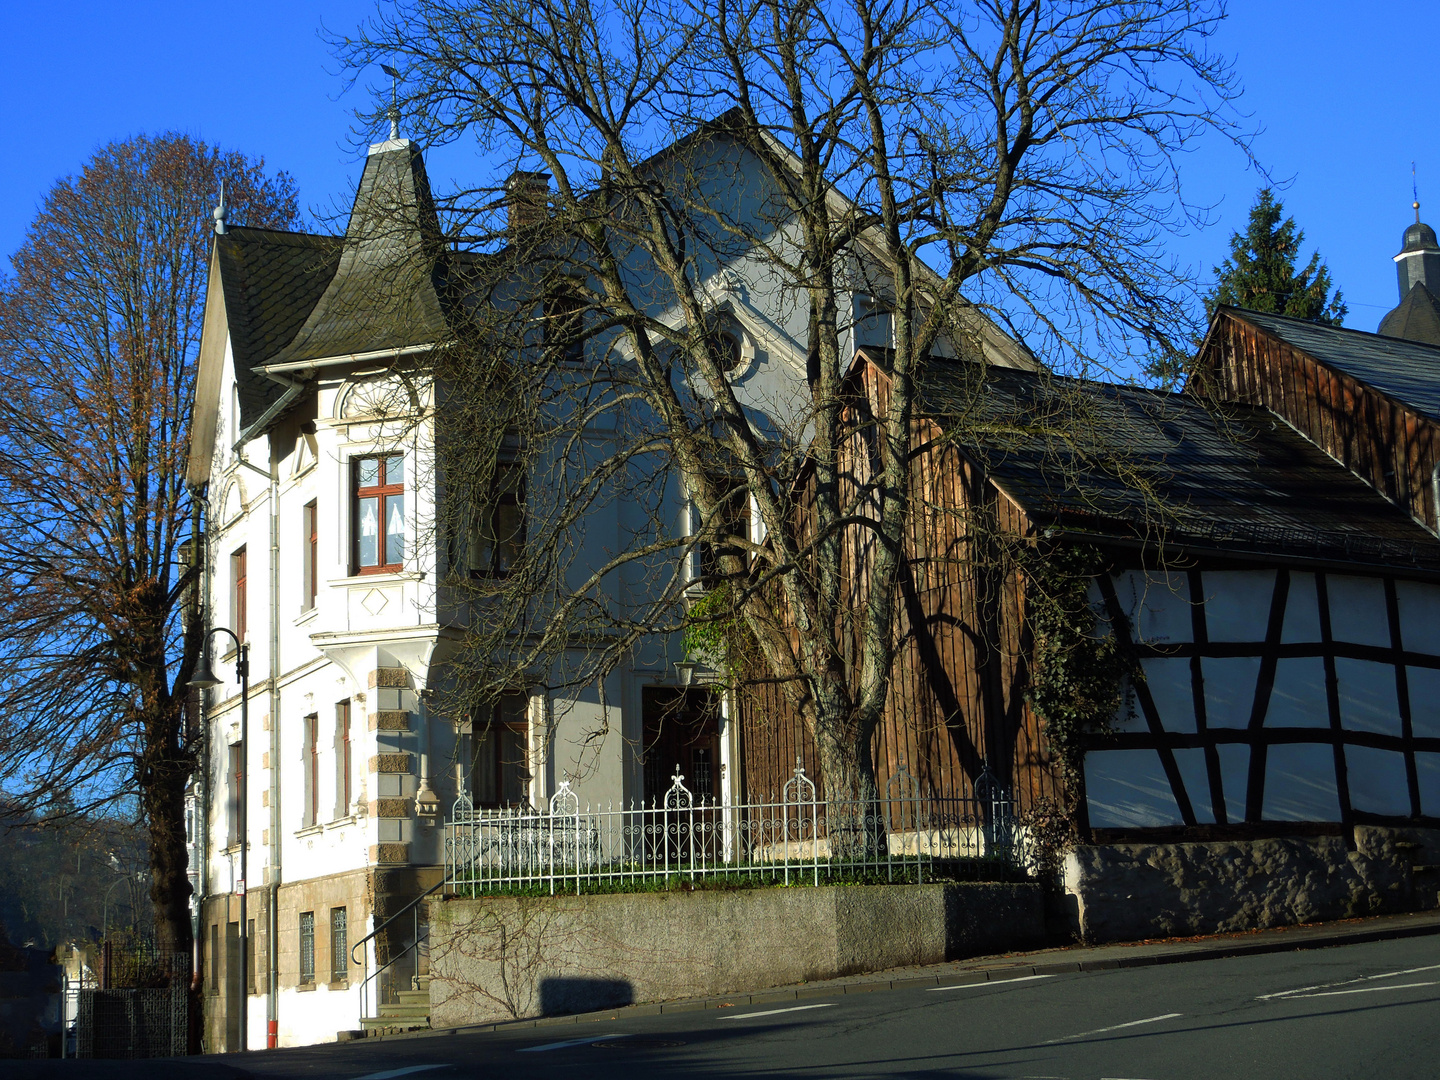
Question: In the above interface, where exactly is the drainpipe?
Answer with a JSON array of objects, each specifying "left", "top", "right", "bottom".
[
  {"left": 239, "top": 374, "right": 304, "bottom": 1052},
  {"left": 265, "top": 438, "right": 281, "bottom": 1049},
  {"left": 191, "top": 486, "right": 209, "bottom": 998}
]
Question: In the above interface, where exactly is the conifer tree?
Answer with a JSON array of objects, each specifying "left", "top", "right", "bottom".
[{"left": 1207, "top": 188, "right": 1347, "bottom": 323}]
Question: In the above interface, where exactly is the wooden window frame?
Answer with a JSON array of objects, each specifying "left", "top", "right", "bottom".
[
  {"left": 334, "top": 701, "right": 352, "bottom": 819},
  {"left": 352, "top": 455, "right": 405, "bottom": 575},
  {"left": 232, "top": 546, "right": 247, "bottom": 641},
  {"left": 303, "top": 713, "right": 320, "bottom": 828},
  {"left": 467, "top": 462, "right": 525, "bottom": 579},
  {"left": 470, "top": 696, "right": 530, "bottom": 809},
  {"left": 303, "top": 500, "right": 319, "bottom": 609}
]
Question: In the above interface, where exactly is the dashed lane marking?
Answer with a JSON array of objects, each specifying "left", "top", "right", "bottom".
[
  {"left": 929, "top": 974, "right": 1055, "bottom": 991},
  {"left": 1256, "top": 963, "right": 1440, "bottom": 1000},
  {"left": 1046, "top": 1013, "right": 1183, "bottom": 1043},
  {"left": 349, "top": 1067, "right": 451, "bottom": 1080},
  {"left": 518, "top": 1033, "right": 629, "bottom": 1052},
  {"left": 1289, "top": 981, "right": 1438, "bottom": 999},
  {"left": 717, "top": 1003, "right": 836, "bottom": 1020}
]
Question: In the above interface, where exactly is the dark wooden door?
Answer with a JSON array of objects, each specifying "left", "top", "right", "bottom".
[{"left": 641, "top": 688, "right": 722, "bottom": 863}]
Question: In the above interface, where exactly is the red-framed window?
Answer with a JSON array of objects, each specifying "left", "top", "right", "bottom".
[
  {"left": 334, "top": 701, "right": 352, "bottom": 818},
  {"left": 304, "top": 713, "right": 320, "bottom": 827},
  {"left": 353, "top": 455, "right": 404, "bottom": 573},
  {"left": 232, "top": 546, "right": 247, "bottom": 640},
  {"left": 304, "top": 500, "right": 319, "bottom": 608}
]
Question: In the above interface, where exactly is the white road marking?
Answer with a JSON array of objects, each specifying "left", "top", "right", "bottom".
[
  {"left": 349, "top": 1067, "right": 451, "bottom": 1080},
  {"left": 518, "top": 1032, "right": 629, "bottom": 1052},
  {"left": 1256, "top": 963, "right": 1440, "bottom": 1000},
  {"left": 717, "top": 1003, "right": 836, "bottom": 1020},
  {"left": 1046, "top": 1012, "right": 1183, "bottom": 1043},
  {"left": 929, "top": 974, "right": 1055, "bottom": 991},
  {"left": 1289, "top": 980, "right": 1438, "bottom": 999}
]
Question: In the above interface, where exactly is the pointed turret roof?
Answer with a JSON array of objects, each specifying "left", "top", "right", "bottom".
[
  {"left": 265, "top": 140, "right": 449, "bottom": 366},
  {"left": 1378, "top": 280, "right": 1440, "bottom": 346}
]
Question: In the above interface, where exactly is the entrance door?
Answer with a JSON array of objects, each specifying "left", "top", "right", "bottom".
[
  {"left": 224, "top": 921, "right": 240, "bottom": 1052},
  {"left": 641, "top": 688, "right": 722, "bottom": 863}
]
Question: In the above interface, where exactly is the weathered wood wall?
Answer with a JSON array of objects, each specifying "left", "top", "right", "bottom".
[
  {"left": 1196, "top": 312, "right": 1440, "bottom": 531},
  {"left": 738, "top": 358, "right": 1065, "bottom": 813}
]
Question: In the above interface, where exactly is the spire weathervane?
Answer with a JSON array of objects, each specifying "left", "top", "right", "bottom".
[
  {"left": 1414, "top": 161, "right": 1420, "bottom": 224},
  {"left": 381, "top": 63, "right": 402, "bottom": 141}
]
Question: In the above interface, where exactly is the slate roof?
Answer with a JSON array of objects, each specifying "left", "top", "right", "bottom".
[
  {"left": 915, "top": 361, "right": 1440, "bottom": 571},
  {"left": 215, "top": 227, "right": 342, "bottom": 428},
  {"left": 1378, "top": 281, "right": 1440, "bottom": 347},
  {"left": 213, "top": 140, "right": 453, "bottom": 430},
  {"left": 1224, "top": 306, "right": 1440, "bottom": 423}
]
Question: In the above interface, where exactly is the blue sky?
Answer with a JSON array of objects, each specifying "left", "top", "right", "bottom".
[{"left": 3, "top": 3, "right": 1437, "bottom": 330}]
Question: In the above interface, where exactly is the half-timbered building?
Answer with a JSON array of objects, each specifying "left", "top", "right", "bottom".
[{"left": 740, "top": 303, "right": 1440, "bottom": 843}]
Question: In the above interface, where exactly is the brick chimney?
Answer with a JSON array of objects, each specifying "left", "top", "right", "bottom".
[{"left": 505, "top": 171, "right": 551, "bottom": 237}]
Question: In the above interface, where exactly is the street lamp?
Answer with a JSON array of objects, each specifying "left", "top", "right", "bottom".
[{"left": 189, "top": 627, "right": 249, "bottom": 1053}]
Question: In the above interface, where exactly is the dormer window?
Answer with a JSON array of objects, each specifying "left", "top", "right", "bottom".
[
  {"left": 354, "top": 454, "right": 405, "bottom": 574},
  {"left": 708, "top": 331, "right": 741, "bottom": 374}
]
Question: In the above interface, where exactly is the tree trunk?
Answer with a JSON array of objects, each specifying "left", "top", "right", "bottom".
[
  {"left": 811, "top": 700, "right": 884, "bottom": 862},
  {"left": 140, "top": 699, "right": 195, "bottom": 959}
]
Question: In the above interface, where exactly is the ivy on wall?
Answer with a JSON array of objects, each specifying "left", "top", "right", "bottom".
[
  {"left": 681, "top": 583, "right": 759, "bottom": 679},
  {"left": 1022, "top": 543, "right": 1135, "bottom": 789}
]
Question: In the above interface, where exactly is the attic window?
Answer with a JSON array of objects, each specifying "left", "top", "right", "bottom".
[{"left": 708, "top": 331, "right": 741, "bottom": 374}]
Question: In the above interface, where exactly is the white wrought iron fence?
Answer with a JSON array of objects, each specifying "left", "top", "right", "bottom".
[{"left": 444, "top": 760, "right": 1022, "bottom": 896}]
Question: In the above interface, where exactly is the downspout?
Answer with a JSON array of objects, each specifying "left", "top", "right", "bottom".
[
  {"left": 191, "top": 485, "right": 209, "bottom": 999},
  {"left": 233, "top": 373, "right": 302, "bottom": 1051}
]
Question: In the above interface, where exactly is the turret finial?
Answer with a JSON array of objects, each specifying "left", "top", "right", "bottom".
[
  {"left": 381, "top": 63, "right": 402, "bottom": 141},
  {"left": 213, "top": 178, "right": 228, "bottom": 235}
]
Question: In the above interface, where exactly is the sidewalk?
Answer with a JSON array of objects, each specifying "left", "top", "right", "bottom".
[{"left": 413, "top": 905, "right": 1440, "bottom": 1038}]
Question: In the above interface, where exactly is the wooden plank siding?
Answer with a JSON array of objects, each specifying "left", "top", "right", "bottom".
[
  {"left": 1195, "top": 311, "right": 1440, "bottom": 532},
  {"left": 737, "top": 357, "right": 1065, "bottom": 813}
]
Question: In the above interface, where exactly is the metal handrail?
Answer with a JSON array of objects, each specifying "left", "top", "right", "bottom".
[{"left": 350, "top": 877, "right": 446, "bottom": 1020}]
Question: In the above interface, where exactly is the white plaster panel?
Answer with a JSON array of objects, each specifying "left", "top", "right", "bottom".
[
  {"left": 1266, "top": 657, "right": 1330, "bottom": 728},
  {"left": 1200, "top": 570, "right": 1274, "bottom": 643},
  {"left": 1112, "top": 571, "right": 1192, "bottom": 645},
  {"left": 1396, "top": 580, "right": 1440, "bottom": 654},
  {"left": 1417, "top": 753, "right": 1440, "bottom": 817},
  {"left": 1138, "top": 657, "right": 1195, "bottom": 732},
  {"left": 1083, "top": 749, "right": 1184, "bottom": 828},
  {"left": 1344, "top": 746, "right": 1412, "bottom": 817},
  {"left": 1334, "top": 657, "right": 1402, "bottom": 737},
  {"left": 1407, "top": 667, "right": 1440, "bottom": 738},
  {"left": 1201, "top": 656, "right": 1261, "bottom": 728},
  {"left": 1262, "top": 743, "right": 1342, "bottom": 822},
  {"left": 1172, "top": 748, "right": 1214, "bottom": 824},
  {"left": 1216, "top": 743, "right": 1250, "bottom": 824},
  {"left": 1281, "top": 573, "right": 1322, "bottom": 643},
  {"left": 1325, "top": 575, "right": 1391, "bottom": 648}
]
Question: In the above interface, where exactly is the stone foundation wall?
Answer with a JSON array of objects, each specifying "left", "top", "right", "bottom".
[
  {"left": 430, "top": 882, "right": 1044, "bottom": 1027},
  {"left": 1065, "top": 825, "right": 1440, "bottom": 944}
]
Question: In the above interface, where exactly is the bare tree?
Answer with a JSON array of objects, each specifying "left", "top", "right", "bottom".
[
  {"left": 335, "top": 0, "right": 1243, "bottom": 839},
  {"left": 0, "top": 135, "right": 298, "bottom": 953}
]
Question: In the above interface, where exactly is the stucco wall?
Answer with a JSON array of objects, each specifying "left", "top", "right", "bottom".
[
  {"left": 1065, "top": 825, "right": 1440, "bottom": 944},
  {"left": 429, "top": 882, "right": 1044, "bottom": 1027}
]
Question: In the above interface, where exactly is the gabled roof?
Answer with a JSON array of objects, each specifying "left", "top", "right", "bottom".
[
  {"left": 1378, "top": 281, "right": 1440, "bottom": 347},
  {"left": 1221, "top": 306, "right": 1440, "bottom": 423},
  {"left": 912, "top": 360, "right": 1440, "bottom": 572}
]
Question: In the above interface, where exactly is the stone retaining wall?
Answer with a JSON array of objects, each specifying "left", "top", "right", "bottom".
[
  {"left": 429, "top": 882, "right": 1044, "bottom": 1027},
  {"left": 1065, "top": 825, "right": 1440, "bottom": 944}
]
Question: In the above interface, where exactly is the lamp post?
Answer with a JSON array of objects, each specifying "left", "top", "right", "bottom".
[{"left": 188, "top": 628, "right": 249, "bottom": 1052}]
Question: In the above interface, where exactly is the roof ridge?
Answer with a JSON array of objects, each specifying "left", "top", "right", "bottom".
[{"left": 1225, "top": 303, "right": 1440, "bottom": 355}]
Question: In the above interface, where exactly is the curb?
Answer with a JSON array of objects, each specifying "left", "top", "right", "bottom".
[{"left": 356, "top": 909, "right": 1440, "bottom": 1043}]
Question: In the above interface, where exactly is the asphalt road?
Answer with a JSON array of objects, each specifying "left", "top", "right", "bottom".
[{"left": 21, "top": 935, "right": 1440, "bottom": 1080}]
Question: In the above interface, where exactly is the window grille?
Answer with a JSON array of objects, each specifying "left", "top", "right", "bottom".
[
  {"left": 298, "top": 911, "right": 315, "bottom": 984},
  {"left": 330, "top": 908, "right": 347, "bottom": 983}
]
